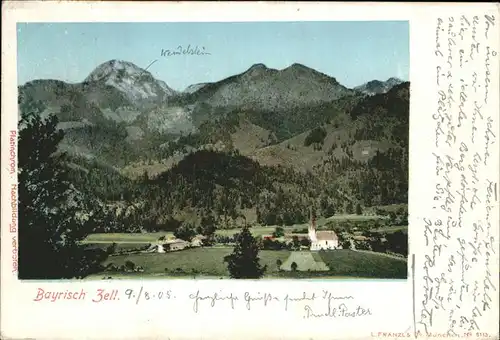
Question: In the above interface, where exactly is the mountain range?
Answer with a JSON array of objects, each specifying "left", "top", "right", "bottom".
[
  {"left": 182, "top": 63, "right": 354, "bottom": 111},
  {"left": 19, "top": 60, "right": 403, "bottom": 131},
  {"left": 354, "top": 77, "right": 404, "bottom": 96},
  {"left": 85, "top": 59, "right": 177, "bottom": 104},
  {"left": 18, "top": 59, "right": 409, "bottom": 229}
]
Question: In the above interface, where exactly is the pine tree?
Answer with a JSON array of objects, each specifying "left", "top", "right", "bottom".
[
  {"left": 17, "top": 101, "right": 108, "bottom": 279},
  {"left": 272, "top": 226, "right": 285, "bottom": 238},
  {"left": 224, "top": 225, "right": 266, "bottom": 279},
  {"left": 197, "top": 213, "right": 217, "bottom": 245},
  {"left": 355, "top": 203, "right": 363, "bottom": 215},
  {"left": 174, "top": 223, "right": 196, "bottom": 241},
  {"left": 345, "top": 201, "right": 354, "bottom": 214}
]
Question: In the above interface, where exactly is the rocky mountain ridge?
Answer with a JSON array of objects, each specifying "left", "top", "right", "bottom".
[
  {"left": 84, "top": 59, "right": 177, "bottom": 104},
  {"left": 184, "top": 62, "right": 354, "bottom": 113},
  {"left": 354, "top": 77, "right": 404, "bottom": 96},
  {"left": 19, "top": 59, "right": 407, "bottom": 170}
]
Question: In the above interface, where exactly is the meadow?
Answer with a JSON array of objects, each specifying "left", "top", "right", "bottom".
[
  {"left": 84, "top": 232, "right": 166, "bottom": 243},
  {"left": 83, "top": 211, "right": 407, "bottom": 280},
  {"left": 82, "top": 212, "right": 398, "bottom": 244},
  {"left": 103, "top": 247, "right": 290, "bottom": 276},
  {"left": 318, "top": 249, "right": 407, "bottom": 278},
  {"left": 95, "top": 248, "right": 406, "bottom": 279},
  {"left": 85, "top": 242, "right": 150, "bottom": 252}
]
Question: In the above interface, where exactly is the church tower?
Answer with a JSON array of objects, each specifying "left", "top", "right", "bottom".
[{"left": 308, "top": 210, "right": 317, "bottom": 242}]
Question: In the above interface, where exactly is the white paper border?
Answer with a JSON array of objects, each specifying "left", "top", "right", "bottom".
[{"left": 2, "top": 2, "right": 499, "bottom": 340}]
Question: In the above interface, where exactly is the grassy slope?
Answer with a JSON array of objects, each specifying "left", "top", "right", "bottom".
[
  {"left": 230, "top": 119, "right": 272, "bottom": 156},
  {"left": 104, "top": 248, "right": 290, "bottom": 276},
  {"left": 280, "top": 251, "right": 329, "bottom": 271},
  {"left": 318, "top": 249, "right": 407, "bottom": 279},
  {"left": 249, "top": 114, "right": 395, "bottom": 172},
  {"left": 99, "top": 248, "right": 406, "bottom": 279}
]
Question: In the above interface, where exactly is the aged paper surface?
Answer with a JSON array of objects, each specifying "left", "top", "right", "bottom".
[
  {"left": 1, "top": 2, "right": 499, "bottom": 340},
  {"left": 412, "top": 10, "right": 499, "bottom": 338}
]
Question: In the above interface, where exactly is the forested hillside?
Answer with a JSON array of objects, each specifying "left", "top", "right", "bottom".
[{"left": 19, "top": 60, "right": 409, "bottom": 235}]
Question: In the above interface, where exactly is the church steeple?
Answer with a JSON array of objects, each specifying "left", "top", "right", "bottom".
[{"left": 308, "top": 208, "right": 317, "bottom": 242}]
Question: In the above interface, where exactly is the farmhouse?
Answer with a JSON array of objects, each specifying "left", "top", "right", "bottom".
[
  {"left": 191, "top": 235, "right": 206, "bottom": 247},
  {"left": 164, "top": 239, "right": 190, "bottom": 252},
  {"left": 152, "top": 237, "right": 189, "bottom": 253},
  {"left": 152, "top": 234, "right": 207, "bottom": 253}
]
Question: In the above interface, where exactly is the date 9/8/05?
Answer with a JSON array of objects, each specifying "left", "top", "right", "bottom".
[{"left": 124, "top": 287, "right": 174, "bottom": 304}]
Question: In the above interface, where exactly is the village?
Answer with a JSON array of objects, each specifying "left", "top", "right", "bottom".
[
  {"left": 148, "top": 215, "right": 339, "bottom": 255},
  {"left": 83, "top": 206, "right": 408, "bottom": 278}
]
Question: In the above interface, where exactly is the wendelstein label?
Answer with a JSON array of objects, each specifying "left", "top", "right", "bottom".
[{"left": 160, "top": 45, "right": 211, "bottom": 57}]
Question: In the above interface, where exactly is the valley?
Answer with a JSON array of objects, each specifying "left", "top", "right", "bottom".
[{"left": 18, "top": 58, "right": 409, "bottom": 280}]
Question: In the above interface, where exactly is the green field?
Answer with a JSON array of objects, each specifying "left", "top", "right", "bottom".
[
  {"left": 318, "top": 249, "right": 407, "bottom": 278},
  {"left": 83, "top": 213, "right": 392, "bottom": 245},
  {"left": 280, "top": 251, "right": 329, "bottom": 271},
  {"left": 96, "top": 248, "right": 406, "bottom": 279},
  {"left": 83, "top": 213, "right": 407, "bottom": 279},
  {"left": 370, "top": 225, "right": 408, "bottom": 233},
  {"left": 84, "top": 232, "right": 165, "bottom": 243},
  {"left": 103, "top": 247, "right": 291, "bottom": 276},
  {"left": 83, "top": 227, "right": 292, "bottom": 244},
  {"left": 84, "top": 242, "right": 151, "bottom": 252}
]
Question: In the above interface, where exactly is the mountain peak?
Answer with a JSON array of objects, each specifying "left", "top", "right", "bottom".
[
  {"left": 387, "top": 77, "right": 402, "bottom": 82},
  {"left": 283, "top": 63, "right": 312, "bottom": 72},
  {"left": 105, "top": 59, "right": 131, "bottom": 67},
  {"left": 84, "top": 59, "right": 176, "bottom": 103},
  {"left": 281, "top": 63, "right": 339, "bottom": 85},
  {"left": 290, "top": 62, "right": 309, "bottom": 69},
  {"left": 248, "top": 63, "right": 268, "bottom": 71},
  {"left": 86, "top": 60, "right": 147, "bottom": 82},
  {"left": 355, "top": 77, "right": 404, "bottom": 96},
  {"left": 243, "top": 63, "right": 273, "bottom": 78},
  {"left": 386, "top": 77, "right": 403, "bottom": 86},
  {"left": 365, "top": 79, "right": 384, "bottom": 86}
]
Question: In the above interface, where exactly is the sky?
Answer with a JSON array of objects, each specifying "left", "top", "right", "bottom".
[{"left": 17, "top": 21, "right": 409, "bottom": 91}]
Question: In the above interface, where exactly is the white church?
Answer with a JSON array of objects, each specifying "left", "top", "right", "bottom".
[{"left": 308, "top": 216, "right": 339, "bottom": 251}]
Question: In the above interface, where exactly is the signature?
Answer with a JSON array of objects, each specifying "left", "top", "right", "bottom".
[{"left": 303, "top": 303, "right": 372, "bottom": 319}]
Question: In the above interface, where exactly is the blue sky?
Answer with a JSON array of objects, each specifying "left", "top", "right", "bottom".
[{"left": 17, "top": 21, "right": 409, "bottom": 91}]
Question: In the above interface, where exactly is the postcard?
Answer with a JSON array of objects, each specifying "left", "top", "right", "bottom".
[{"left": 1, "top": 2, "right": 498, "bottom": 339}]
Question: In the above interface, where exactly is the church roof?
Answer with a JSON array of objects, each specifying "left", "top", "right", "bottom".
[{"left": 315, "top": 231, "right": 338, "bottom": 241}]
